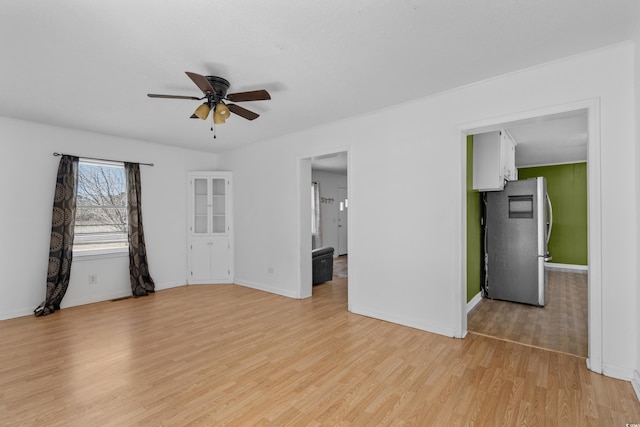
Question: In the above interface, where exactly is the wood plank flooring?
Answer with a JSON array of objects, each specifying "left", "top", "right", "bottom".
[
  {"left": 468, "top": 269, "right": 588, "bottom": 357},
  {"left": 1, "top": 274, "right": 639, "bottom": 426},
  {"left": 333, "top": 255, "right": 348, "bottom": 278}
]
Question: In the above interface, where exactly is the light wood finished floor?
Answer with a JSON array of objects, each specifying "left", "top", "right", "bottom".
[
  {"left": 2, "top": 276, "right": 639, "bottom": 426},
  {"left": 468, "top": 269, "right": 588, "bottom": 357}
]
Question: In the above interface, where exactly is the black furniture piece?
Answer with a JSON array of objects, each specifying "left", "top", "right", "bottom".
[{"left": 312, "top": 247, "right": 334, "bottom": 285}]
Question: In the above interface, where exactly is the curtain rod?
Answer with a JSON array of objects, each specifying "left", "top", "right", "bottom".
[{"left": 53, "top": 152, "right": 154, "bottom": 167}]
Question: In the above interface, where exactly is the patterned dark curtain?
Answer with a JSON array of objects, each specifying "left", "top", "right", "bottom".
[
  {"left": 35, "top": 155, "right": 79, "bottom": 316},
  {"left": 125, "top": 163, "right": 155, "bottom": 296}
]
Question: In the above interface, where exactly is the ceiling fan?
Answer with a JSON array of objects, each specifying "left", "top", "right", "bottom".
[{"left": 148, "top": 72, "right": 271, "bottom": 127}]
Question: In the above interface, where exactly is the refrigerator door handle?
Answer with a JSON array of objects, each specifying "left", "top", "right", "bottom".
[{"left": 546, "top": 193, "right": 553, "bottom": 244}]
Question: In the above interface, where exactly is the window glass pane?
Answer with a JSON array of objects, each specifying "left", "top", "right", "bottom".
[
  {"left": 212, "top": 215, "right": 225, "bottom": 233},
  {"left": 194, "top": 215, "right": 208, "bottom": 234},
  {"left": 211, "top": 178, "right": 226, "bottom": 233},
  {"left": 194, "top": 178, "right": 208, "bottom": 195},
  {"left": 212, "top": 178, "right": 225, "bottom": 196},
  {"left": 212, "top": 196, "right": 225, "bottom": 216},
  {"left": 194, "top": 198, "right": 208, "bottom": 216},
  {"left": 193, "top": 178, "right": 209, "bottom": 234},
  {"left": 74, "top": 161, "right": 128, "bottom": 251}
]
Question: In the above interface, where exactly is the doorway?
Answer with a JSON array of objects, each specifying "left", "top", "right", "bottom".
[
  {"left": 299, "top": 149, "right": 350, "bottom": 305},
  {"left": 459, "top": 99, "right": 602, "bottom": 373}
]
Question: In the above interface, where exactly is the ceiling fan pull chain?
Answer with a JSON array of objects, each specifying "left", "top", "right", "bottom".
[{"left": 211, "top": 116, "right": 217, "bottom": 139}]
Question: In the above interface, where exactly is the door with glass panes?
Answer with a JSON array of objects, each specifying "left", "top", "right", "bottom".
[{"left": 188, "top": 172, "right": 233, "bottom": 283}]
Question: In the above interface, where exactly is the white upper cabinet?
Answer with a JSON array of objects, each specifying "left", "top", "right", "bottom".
[{"left": 473, "top": 130, "right": 517, "bottom": 191}]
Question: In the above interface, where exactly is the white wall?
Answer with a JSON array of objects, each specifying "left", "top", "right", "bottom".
[
  {"left": 219, "top": 42, "right": 637, "bottom": 377},
  {"left": 633, "top": 20, "right": 640, "bottom": 397},
  {"left": 0, "top": 118, "right": 218, "bottom": 319},
  {"left": 311, "top": 169, "right": 347, "bottom": 253}
]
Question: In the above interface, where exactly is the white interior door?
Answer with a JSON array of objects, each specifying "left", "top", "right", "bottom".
[{"left": 337, "top": 187, "right": 348, "bottom": 255}]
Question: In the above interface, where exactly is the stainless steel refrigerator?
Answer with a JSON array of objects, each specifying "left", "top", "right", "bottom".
[{"left": 482, "top": 177, "right": 553, "bottom": 306}]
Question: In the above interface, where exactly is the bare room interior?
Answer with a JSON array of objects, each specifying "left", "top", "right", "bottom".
[{"left": 2, "top": 1, "right": 640, "bottom": 425}]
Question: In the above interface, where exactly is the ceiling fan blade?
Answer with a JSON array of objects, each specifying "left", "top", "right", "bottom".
[
  {"left": 185, "top": 71, "right": 216, "bottom": 95},
  {"left": 226, "top": 89, "right": 271, "bottom": 102},
  {"left": 228, "top": 104, "right": 260, "bottom": 121},
  {"left": 148, "top": 94, "right": 202, "bottom": 100}
]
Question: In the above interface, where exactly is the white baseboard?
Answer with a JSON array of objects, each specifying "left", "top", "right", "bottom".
[
  {"left": 156, "top": 280, "right": 189, "bottom": 291},
  {"left": 586, "top": 357, "right": 602, "bottom": 374},
  {"left": 467, "top": 292, "right": 482, "bottom": 313},
  {"left": 632, "top": 370, "right": 640, "bottom": 402},
  {"left": 186, "top": 279, "right": 233, "bottom": 285},
  {"left": 602, "top": 363, "right": 636, "bottom": 381},
  {"left": 544, "top": 262, "right": 588, "bottom": 273},
  {"left": 0, "top": 281, "right": 188, "bottom": 321},
  {"left": 62, "top": 280, "right": 187, "bottom": 308},
  {"left": 0, "top": 307, "right": 34, "bottom": 321},
  {"left": 62, "top": 291, "right": 131, "bottom": 309},
  {"left": 349, "top": 304, "right": 456, "bottom": 338},
  {"left": 234, "top": 279, "right": 299, "bottom": 299}
]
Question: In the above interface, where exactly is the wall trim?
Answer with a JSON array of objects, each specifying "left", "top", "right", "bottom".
[
  {"left": 350, "top": 304, "right": 456, "bottom": 338},
  {"left": 545, "top": 262, "right": 588, "bottom": 273},
  {"left": 62, "top": 291, "right": 132, "bottom": 309},
  {"left": 0, "top": 307, "right": 34, "bottom": 321},
  {"left": 234, "top": 279, "right": 299, "bottom": 299},
  {"left": 602, "top": 363, "right": 636, "bottom": 382},
  {"left": 467, "top": 292, "right": 482, "bottom": 313},
  {"left": 187, "top": 279, "right": 234, "bottom": 285},
  {"left": 632, "top": 370, "right": 640, "bottom": 402},
  {"left": 62, "top": 280, "right": 186, "bottom": 309},
  {"left": 0, "top": 280, "right": 187, "bottom": 321},
  {"left": 155, "top": 280, "right": 188, "bottom": 291}
]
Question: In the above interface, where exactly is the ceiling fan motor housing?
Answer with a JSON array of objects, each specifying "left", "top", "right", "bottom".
[{"left": 206, "top": 76, "right": 230, "bottom": 104}]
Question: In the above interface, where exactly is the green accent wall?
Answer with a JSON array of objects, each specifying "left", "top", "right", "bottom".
[
  {"left": 518, "top": 163, "right": 587, "bottom": 265},
  {"left": 466, "top": 135, "right": 482, "bottom": 302}
]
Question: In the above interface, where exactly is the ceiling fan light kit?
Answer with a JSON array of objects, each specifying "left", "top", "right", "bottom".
[
  {"left": 147, "top": 71, "right": 271, "bottom": 139},
  {"left": 194, "top": 103, "right": 211, "bottom": 120},
  {"left": 212, "top": 103, "right": 231, "bottom": 124}
]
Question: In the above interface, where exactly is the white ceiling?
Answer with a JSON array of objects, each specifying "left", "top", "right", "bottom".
[
  {"left": 507, "top": 110, "right": 588, "bottom": 168},
  {"left": 311, "top": 151, "right": 348, "bottom": 174},
  {"left": 1, "top": 1, "right": 639, "bottom": 154}
]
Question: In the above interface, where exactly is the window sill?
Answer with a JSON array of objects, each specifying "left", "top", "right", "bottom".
[{"left": 73, "top": 247, "right": 129, "bottom": 261}]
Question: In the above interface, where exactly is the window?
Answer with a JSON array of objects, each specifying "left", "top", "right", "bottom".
[
  {"left": 311, "top": 182, "right": 319, "bottom": 236},
  {"left": 311, "top": 182, "right": 322, "bottom": 248},
  {"left": 73, "top": 160, "right": 128, "bottom": 252}
]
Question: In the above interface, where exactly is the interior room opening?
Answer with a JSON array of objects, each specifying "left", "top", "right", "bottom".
[
  {"left": 463, "top": 107, "right": 592, "bottom": 360},
  {"left": 303, "top": 151, "right": 349, "bottom": 303}
]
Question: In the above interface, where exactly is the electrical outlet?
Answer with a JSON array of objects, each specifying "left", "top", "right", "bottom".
[{"left": 88, "top": 274, "right": 98, "bottom": 285}]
